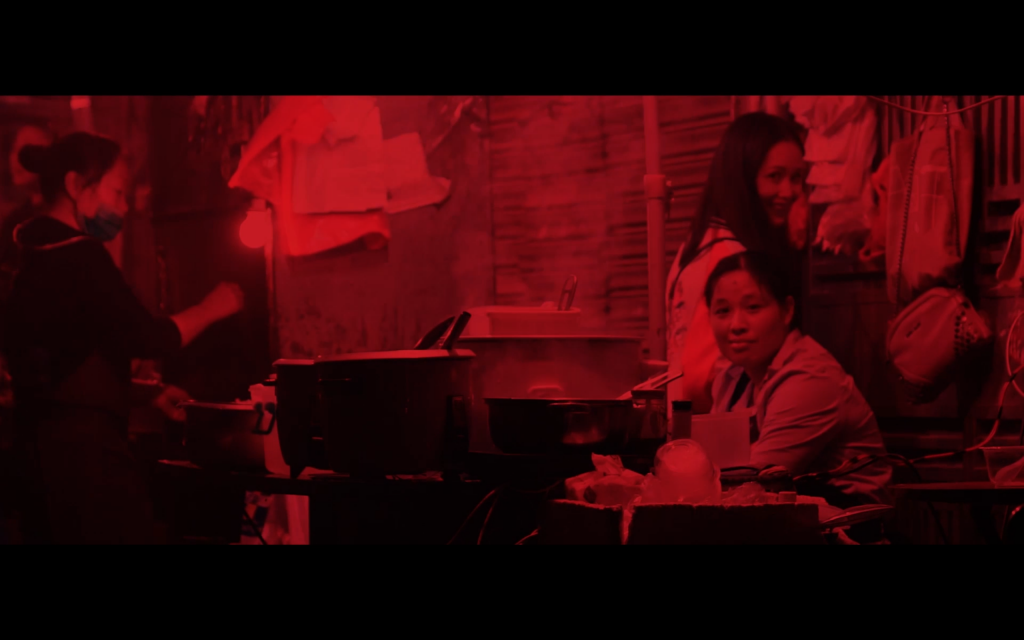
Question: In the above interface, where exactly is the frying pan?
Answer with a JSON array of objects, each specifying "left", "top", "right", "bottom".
[{"left": 485, "top": 397, "right": 653, "bottom": 455}]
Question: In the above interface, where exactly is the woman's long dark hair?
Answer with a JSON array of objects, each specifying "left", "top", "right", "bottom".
[
  {"left": 673, "top": 112, "right": 805, "bottom": 276},
  {"left": 18, "top": 132, "right": 121, "bottom": 205}
]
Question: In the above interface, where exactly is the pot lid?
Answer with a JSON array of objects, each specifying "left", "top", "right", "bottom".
[
  {"left": 180, "top": 400, "right": 259, "bottom": 411},
  {"left": 456, "top": 335, "right": 641, "bottom": 343},
  {"left": 273, "top": 358, "right": 315, "bottom": 367},
  {"left": 316, "top": 349, "right": 476, "bottom": 363},
  {"left": 478, "top": 306, "right": 581, "bottom": 315},
  {"left": 485, "top": 397, "right": 634, "bottom": 404}
]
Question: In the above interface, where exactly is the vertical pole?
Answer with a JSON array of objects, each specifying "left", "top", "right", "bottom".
[
  {"left": 265, "top": 205, "right": 279, "bottom": 363},
  {"left": 643, "top": 96, "right": 667, "bottom": 361}
]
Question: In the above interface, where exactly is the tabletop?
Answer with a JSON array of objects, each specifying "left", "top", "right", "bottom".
[
  {"left": 892, "top": 482, "right": 1024, "bottom": 505},
  {"left": 154, "top": 460, "right": 460, "bottom": 497}
]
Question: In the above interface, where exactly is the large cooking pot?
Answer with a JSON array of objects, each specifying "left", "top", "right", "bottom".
[
  {"left": 486, "top": 397, "right": 663, "bottom": 455},
  {"left": 271, "top": 359, "right": 329, "bottom": 477},
  {"left": 181, "top": 400, "right": 277, "bottom": 472},
  {"left": 315, "top": 349, "right": 475, "bottom": 476},
  {"left": 456, "top": 336, "right": 644, "bottom": 452}
]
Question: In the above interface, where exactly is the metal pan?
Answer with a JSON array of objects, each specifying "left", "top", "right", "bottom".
[{"left": 485, "top": 397, "right": 650, "bottom": 455}]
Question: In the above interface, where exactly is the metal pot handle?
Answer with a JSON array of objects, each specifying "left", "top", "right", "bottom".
[
  {"left": 252, "top": 402, "right": 277, "bottom": 435},
  {"left": 549, "top": 402, "right": 591, "bottom": 414}
]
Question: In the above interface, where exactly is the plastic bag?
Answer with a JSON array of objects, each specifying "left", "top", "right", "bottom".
[
  {"left": 719, "top": 482, "right": 772, "bottom": 505},
  {"left": 814, "top": 183, "right": 874, "bottom": 256},
  {"left": 564, "top": 454, "right": 645, "bottom": 506}
]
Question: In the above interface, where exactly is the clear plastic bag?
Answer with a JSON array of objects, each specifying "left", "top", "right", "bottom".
[
  {"left": 638, "top": 440, "right": 721, "bottom": 505},
  {"left": 564, "top": 454, "right": 645, "bottom": 506},
  {"left": 814, "top": 183, "right": 874, "bottom": 256}
]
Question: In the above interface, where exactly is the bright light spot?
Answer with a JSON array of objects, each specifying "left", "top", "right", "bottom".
[{"left": 240, "top": 208, "right": 272, "bottom": 249}]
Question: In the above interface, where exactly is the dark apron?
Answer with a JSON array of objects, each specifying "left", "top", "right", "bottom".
[{"left": 17, "top": 352, "right": 158, "bottom": 545}]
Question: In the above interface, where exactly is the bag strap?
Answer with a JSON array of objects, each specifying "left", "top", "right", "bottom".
[
  {"left": 894, "top": 100, "right": 961, "bottom": 312},
  {"left": 943, "top": 101, "right": 962, "bottom": 261},
  {"left": 894, "top": 132, "right": 922, "bottom": 311}
]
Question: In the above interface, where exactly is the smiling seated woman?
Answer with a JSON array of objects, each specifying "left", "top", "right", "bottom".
[{"left": 704, "top": 251, "right": 892, "bottom": 518}]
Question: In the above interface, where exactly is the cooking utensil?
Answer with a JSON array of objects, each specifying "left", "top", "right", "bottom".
[
  {"left": 131, "top": 377, "right": 165, "bottom": 404},
  {"left": 415, "top": 316, "right": 455, "bottom": 350},
  {"left": 617, "top": 369, "right": 684, "bottom": 400},
  {"left": 819, "top": 504, "right": 894, "bottom": 532},
  {"left": 558, "top": 275, "right": 578, "bottom": 311},
  {"left": 485, "top": 397, "right": 654, "bottom": 455},
  {"left": 270, "top": 359, "right": 329, "bottom": 478},
  {"left": 439, "top": 311, "right": 472, "bottom": 350},
  {"left": 179, "top": 400, "right": 278, "bottom": 473},
  {"left": 466, "top": 305, "right": 583, "bottom": 336},
  {"left": 316, "top": 347, "right": 475, "bottom": 475},
  {"left": 455, "top": 335, "right": 645, "bottom": 453}
]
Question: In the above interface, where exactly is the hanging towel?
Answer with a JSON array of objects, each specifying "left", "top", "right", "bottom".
[
  {"left": 291, "top": 97, "right": 388, "bottom": 215},
  {"left": 228, "top": 97, "right": 390, "bottom": 257}
]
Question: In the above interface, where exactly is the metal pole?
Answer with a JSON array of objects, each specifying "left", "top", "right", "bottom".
[
  {"left": 643, "top": 96, "right": 668, "bottom": 361},
  {"left": 264, "top": 205, "right": 279, "bottom": 363}
]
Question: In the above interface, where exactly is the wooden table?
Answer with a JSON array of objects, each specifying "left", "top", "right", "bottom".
[{"left": 892, "top": 482, "right": 1024, "bottom": 543}]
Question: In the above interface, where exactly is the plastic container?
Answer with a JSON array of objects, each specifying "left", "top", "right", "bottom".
[
  {"left": 640, "top": 439, "right": 721, "bottom": 504},
  {"left": 981, "top": 446, "right": 1024, "bottom": 486},
  {"left": 690, "top": 410, "right": 753, "bottom": 470}
]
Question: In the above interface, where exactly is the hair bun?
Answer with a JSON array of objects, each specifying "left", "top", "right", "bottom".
[{"left": 17, "top": 144, "right": 52, "bottom": 175}]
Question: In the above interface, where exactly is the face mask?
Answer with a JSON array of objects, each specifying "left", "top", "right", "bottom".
[{"left": 75, "top": 201, "right": 124, "bottom": 242}]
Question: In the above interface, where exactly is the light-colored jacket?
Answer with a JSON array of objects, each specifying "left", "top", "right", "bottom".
[
  {"left": 711, "top": 330, "right": 892, "bottom": 506},
  {"left": 665, "top": 220, "right": 745, "bottom": 414}
]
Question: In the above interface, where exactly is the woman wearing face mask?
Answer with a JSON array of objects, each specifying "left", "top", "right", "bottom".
[
  {"left": 3, "top": 132, "right": 245, "bottom": 544},
  {"left": 705, "top": 251, "right": 891, "bottom": 520},
  {"left": 666, "top": 112, "right": 808, "bottom": 415}
]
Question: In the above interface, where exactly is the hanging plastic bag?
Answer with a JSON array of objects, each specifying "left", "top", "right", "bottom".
[
  {"left": 814, "top": 183, "right": 874, "bottom": 256},
  {"left": 564, "top": 454, "right": 645, "bottom": 506}
]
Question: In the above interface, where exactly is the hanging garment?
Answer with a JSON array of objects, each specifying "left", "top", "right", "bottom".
[
  {"left": 228, "top": 97, "right": 452, "bottom": 257},
  {"left": 996, "top": 204, "right": 1024, "bottom": 287},
  {"left": 291, "top": 97, "right": 387, "bottom": 215},
  {"left": 806, "top": 104, "right": 877, "bottom": 204},
  {"left": 859, "top": 155, "right": 892, "bottom": 262},
  {"left": 885, "top": 107, "right": 974, "bottom": 304}
]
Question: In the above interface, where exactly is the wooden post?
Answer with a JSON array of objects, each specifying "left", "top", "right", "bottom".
[{"left": 643, "top": 97, "right": 667, "bottom": 361}]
